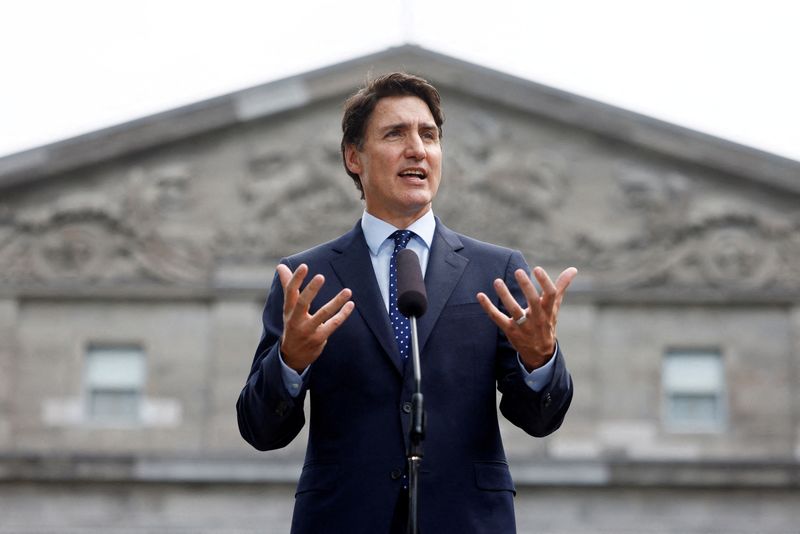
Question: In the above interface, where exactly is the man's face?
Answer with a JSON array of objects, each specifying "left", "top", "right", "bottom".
[{"left": 345, "top": 95, "right": 442, "bottom": 226}]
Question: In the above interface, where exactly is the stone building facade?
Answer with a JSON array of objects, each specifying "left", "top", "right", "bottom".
[{"left": 0, "top": 46, "right": 799, "bottom": 533}]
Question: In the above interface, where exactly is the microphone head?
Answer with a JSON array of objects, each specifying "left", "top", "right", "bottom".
[{"left": 396, "top": 248, "right": 428, "bottom": 318}]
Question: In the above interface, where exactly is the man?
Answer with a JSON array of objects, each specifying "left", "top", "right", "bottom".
[{"left": 237, "top": 72, "right": 576, "bottom": 533}]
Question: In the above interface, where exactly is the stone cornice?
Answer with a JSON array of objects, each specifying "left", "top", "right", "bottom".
[
  {"left": 2, "top": 284, "right": 798, "bottom": 306},
  {"left": 1, "top": 453, "right": 798, "bottom": 488}
]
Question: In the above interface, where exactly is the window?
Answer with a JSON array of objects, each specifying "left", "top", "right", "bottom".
[
  {"left": 85, "top": 345, "right": 145, "bottom": 423},
  {"left": 662, "top": 349, "right": 726, "bottom": 432}
]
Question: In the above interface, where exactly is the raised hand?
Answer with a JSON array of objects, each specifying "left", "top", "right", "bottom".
[
  {"left": 277, "top": 263, "right": 355, "bottom": 373},
  {"left": 477, "top": 266, "right": 578, "bottom": 371}
]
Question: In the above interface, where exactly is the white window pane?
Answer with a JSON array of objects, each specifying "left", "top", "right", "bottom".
[
  {"left": 86, "top": 347, "right": 145, "bottom": 389},
  {"left": 85, "top": 345, "right": 145, "bottom": 423},
  {"left": 662, "top": 349, "right": 726, "bottom": 432},
  {"left": 664, "top": 352, "right": 722, "bottom": 393},
  {"left": 667, "top": 394, "right": 720, "bottom": 427},
  {"left": 89, "top": 390, "right": 141, "bottom": 421}
]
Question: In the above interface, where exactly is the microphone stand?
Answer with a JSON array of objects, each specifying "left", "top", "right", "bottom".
[{"left": 407, "top": 315, "right": 425, "bottom": 534}]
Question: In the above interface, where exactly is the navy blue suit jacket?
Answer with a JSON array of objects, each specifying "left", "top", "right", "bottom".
[{"left": 237, "top": 218, "right": 573, "bottom": 533}]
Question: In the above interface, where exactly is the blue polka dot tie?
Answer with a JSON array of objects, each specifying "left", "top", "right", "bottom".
[{"left": 389, "top": 230, "right": 414, "bottom": 359}]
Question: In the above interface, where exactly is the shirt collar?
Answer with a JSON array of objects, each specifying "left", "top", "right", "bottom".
[{"left": 361, "top": 209, "right": 436, "bottom": 255}]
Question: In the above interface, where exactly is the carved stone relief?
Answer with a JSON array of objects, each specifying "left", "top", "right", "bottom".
[
  {"left": 218, "top": 134, "right": 362, "bottom": 260},
  {"left": 435, "top": 109, "right": 571, "bottom": 255},
  {"left": 617, "top": 165, "right": 691, "bottom": 239},
  {"left": 1, "top": 106, "right": 797, "bottom": 295},
  {"left": 122, "top": 164, "right": 213, "bottom": 284},
  {"left": 123, "top": 164, "right": 194, "bottom": 228},
  {"left": 476, "top": 151, "right": 567, "bottom": 220},
  {"left": 0, "top": 162, "right": 213, "bottom": 286},
  {"left": 593, "top": 215, "right": 793, "bottom": 291},
  {"left": 31, "top": 220, "right": 122, "bottom": 281},
  {"left": 699, "top": 227, "right": 778, "bottom": 288},
  {"left": 582, "top": 161, "right": 800, "bottom": 291}
]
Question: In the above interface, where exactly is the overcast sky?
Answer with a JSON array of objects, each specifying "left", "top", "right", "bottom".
[{"left": 1, "top": 0, "right": 798, "bottom": 161}]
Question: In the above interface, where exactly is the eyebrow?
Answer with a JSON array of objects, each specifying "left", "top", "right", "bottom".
[{"left": 380, "top": 121, "right": 438, "bottom": 132}]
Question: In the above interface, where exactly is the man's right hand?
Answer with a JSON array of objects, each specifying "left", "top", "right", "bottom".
[{"left": 277, "top": 263, "right": 355, "bottom": 373}]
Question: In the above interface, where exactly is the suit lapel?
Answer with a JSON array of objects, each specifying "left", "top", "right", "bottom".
[
  {"left": 330, "top": 223, "right": 404, "bottom": 375},
  {"left": 417, "top": 220, "right": 469, "bottom": 353}
]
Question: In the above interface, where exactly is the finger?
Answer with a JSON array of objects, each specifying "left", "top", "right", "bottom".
[
  {"left": 286, "top": 264, "right": 309, "bottom": 293},
  {"left": 552, "top": 267, "right": 578, "bottom": 316},
  {"left": 514, "top": 269, "right": 541, "bottom": 309},
  {"left": 555, "top": 267, "right": 579, "bottom": 293},
  {"left": 317, "top": 300, "right": 355, "bottom": 338},
  {"left": 276, "top": 264, "right": 293, "bottom": 289},
  {"left": 311, "top": 288, "right": 353, "bottom": 326},
  {"left": 533, "top": 266, "right": 558, "bottom": 313},
  {"left": 279, "top": 263, "right": 307, "bottom": 313},
  {"left": 477, "top": 292, "right": 514, "bottom": 329},
  {"left": 493, "top": 279, "right": 526, "bottom": 321},
  {"left": 295, "top": 274, "right": 325, "bottom": 315}
]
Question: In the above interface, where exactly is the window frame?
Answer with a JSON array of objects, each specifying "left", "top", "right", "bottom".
[
  {"left": 661, "top": 347, "right": 727, "bottom": 434},
  {"left": 83, "top": 343, "right": 147, "bottom": 426}
]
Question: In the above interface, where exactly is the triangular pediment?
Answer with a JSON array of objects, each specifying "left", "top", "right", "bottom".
[{"left": 0, "top": 45, "right": 798, "bottom": 300}]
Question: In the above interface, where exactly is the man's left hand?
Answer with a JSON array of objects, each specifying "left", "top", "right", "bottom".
[{"left": 477, "top": 266, "right": 578, "bottom": 371}]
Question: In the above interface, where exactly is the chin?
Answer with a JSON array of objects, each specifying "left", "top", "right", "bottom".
[{"left": 402, "top": 195, "right": 433, "bottom": 212}]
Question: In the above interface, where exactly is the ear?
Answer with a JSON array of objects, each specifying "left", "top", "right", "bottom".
[{"left": 344, "top": 144, "right": 363, "bottom": 175}]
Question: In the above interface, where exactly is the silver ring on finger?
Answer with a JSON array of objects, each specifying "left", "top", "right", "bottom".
[{"left": 515, "top": 313, "right": 528, "bottom": 326}]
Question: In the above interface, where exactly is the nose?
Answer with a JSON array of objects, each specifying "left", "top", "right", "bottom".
[{"left": 404, "top": 133, "right": 425, "bottom": 160}]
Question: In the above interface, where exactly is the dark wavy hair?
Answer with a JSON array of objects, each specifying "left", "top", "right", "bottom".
[{"left": 341, "top": 72, "right": 444, "bottom": 198}]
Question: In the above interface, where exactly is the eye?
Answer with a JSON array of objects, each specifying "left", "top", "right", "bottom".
[
  {"left": 385, "top": 129, "right": 402, "bottom": 138},
  {"left": 421, "top": 130, "right": 438, "bottom": 140}
]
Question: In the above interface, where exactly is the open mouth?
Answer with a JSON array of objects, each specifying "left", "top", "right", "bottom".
[{"left": 398, "top": 168, "right": 428, "bottom": 180}]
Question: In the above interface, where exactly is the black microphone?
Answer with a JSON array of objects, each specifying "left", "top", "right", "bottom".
[
  {"left": 396, "top": 248, "right": 427, "bottom": 533},
  {"left": 396, "top": 248, "right": 428, "bottom": 318}
]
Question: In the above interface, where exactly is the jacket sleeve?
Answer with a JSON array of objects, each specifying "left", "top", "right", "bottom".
[
  {"left": 236, "top": 261, "right": 309, "bottom": 451},
  {"left": 495, "top": 250, "right": 574, "bottom": 437}
]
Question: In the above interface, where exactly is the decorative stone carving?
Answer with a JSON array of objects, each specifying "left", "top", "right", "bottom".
[
  {"left": 477, "top": 151, "right": 567, "bottom": 220},
  {"left": 436, "top": 108, "right": 570, "bottom": 252},
  {"left": 781, "top": 228, "right": 800, "bottom": 282},
  {"left": 123, "top": 164, "right": 214, "bottom": 285},
  {"left": 0, "top": 162, "right": 213, "bottom": 287},
  {"left": 594, "top": 216, "right": 791, "bottom": 291},
  {"left": 618, "top": 166, "right": 691, "bottom": 238},
  {"left": 447, "top": 109, "right": 504, "bottom": 170},
  {"left": 30, "top": 220, "right": 120, "bottom": 281},
  {"left": 0, "top": 227, "right": 29, "bottom": 283},
  {"left": 699, "top": 227, "right": 778, "bottom": 289},
  {"left": 1, "top": 104, "right": 797, "bottom": 296},
  {"left": 0, "top": 199, "right": 133, "bottom": 284},
  {"left": 134, "top": 234, "right": 212, "bottom": 285},
  {"left": 123, "top": 164, "right": 193, "bottom": 230},
  {"left": 221, "top": 140, "right": 361, "bottom": 260},
  {"left": 439, "top": 159, "right": 570, "bottom": 259}
]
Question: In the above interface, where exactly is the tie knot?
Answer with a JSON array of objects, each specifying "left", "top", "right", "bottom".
[{"left": 391, "top": 230, "right": 414, "bottom": 250}]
